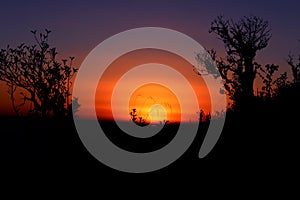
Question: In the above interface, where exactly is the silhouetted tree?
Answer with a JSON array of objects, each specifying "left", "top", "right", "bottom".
[
  {"left": 0, "top": 30, "right": 78, "bottom": 117},
  {"left": 271, "top": 47, "right": 300, "bottom": 112},
  {"left": 129, "top": 108, "right": 138, "bottom": 122},
  {"left": 196, "top": 109, "right": 211, "bottom": 123},
  {"left": 129, "top": 108, "right": 148, "bottom": 126},
  {"left": 209, "top": 15, "right": 271, "bottom": 107},
  {"left": 287, "top": 45, "right": 300, "bottom": 83},
  {"left": 258, "top": 64, "right": 288, "bottom": 100},
  {"left": 196, "top": 109, "right": 204, "bottom": 122},
  {"left": 205, "top": 112, "right": 211, "bottom": 122},
  {"left": 273, "top": 72, "right": 288, "bottom": 91},
  {"left": 71, "top": 97, "right": 81, "bottom": 117}
]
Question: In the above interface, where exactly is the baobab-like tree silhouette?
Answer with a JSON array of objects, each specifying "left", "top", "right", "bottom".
[
  {"left": 209, "top": 15, "right": 272, "bottom": 108},
  {"left": 0, "top": 29, "right": 78, "bottom": 117}
]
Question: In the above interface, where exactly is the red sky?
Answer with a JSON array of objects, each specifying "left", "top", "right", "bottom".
[{"left": 95, "top": 49, "right": 211, "bottom": 123}]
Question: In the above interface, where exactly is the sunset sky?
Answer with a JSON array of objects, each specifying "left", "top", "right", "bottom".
[
  {"left": 95, "top": 49, "right": 211, "bottom": 123},
  {"left": 1, "top": 0, "right": 300, "bottom": 117}
]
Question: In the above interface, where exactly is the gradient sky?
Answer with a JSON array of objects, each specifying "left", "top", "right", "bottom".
[
  {"left": 1, "top": 0, "right": 300, "bottom": 116},
  {"left": 94, "top": 49, "right": 211, "bottom": 122}
]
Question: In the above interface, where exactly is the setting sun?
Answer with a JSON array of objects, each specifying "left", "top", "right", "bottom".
[
  {"left": 128, "top": 83, "right": 181, "bottom": 124},
  {"left": 148, "top": 104, "right": 167, "bottom": 124}
]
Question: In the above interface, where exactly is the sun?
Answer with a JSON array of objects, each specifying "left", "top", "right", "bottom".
[
  {"left": 129, "top": 83, "right": 181, "bottom": 124},
  {"left": 148, "top": 104, "right": 167, "bottom": 124}
]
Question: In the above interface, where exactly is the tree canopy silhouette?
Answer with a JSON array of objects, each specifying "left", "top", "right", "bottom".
[
  {"left": 209, "top": 15, "right": 271, "bottom": 108},
  {"left": 0, "top": 29, "right": 78, "bottom": 117},
  {"left": 258, "top": 64, "right": 288, "bottom": 100},
  {"left": 287, "top": 45, "right": 300, "bottom": 83}
]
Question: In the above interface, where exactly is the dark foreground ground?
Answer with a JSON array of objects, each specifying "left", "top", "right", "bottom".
[{"left": 0, "top": 108, "right": 298, "bottom": 186}]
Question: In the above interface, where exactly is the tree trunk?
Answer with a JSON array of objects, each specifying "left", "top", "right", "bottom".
[
  {"left": 243, "top": 58, "right": 255, "bottom": 99},
  {"left": 9, "top": 85, "right": 20, "bottom": 117}
]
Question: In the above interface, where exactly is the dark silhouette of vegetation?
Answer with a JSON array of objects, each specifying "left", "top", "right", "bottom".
[
  {"left": 198, "top": 16, "right": 300, "bottom": 176},
  {"left": 274, "top": 46, "right": 300, "bottom": 110},
  {"left": 258, "top": 64, "right": 288, "bottom": 100},
  {"left": 0, "top": 29, "right": 78, "bottom": 117},
  {"left": 71, "top": 97, "right": 81, "bottom": 117},
  {"left": 129, "top": 108, "right": 148, "bottom": 126},
  {"left": 1, "top": 20, "right": 299, "bottom": 179},
  {"left": 196, "top": 109, "right": 211, "bottom": 123},
  {"left": 129, "top": 108, "right": 138, "bottom": 122},
  {"left": 209, "top": 15, "right": 271, "bottom": 108},
  {"left": 287, "top": 44, "right": 300, "bottom": 83}
]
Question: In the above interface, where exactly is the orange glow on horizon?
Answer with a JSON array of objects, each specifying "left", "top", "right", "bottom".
[{"left": 95, "top": 48, "right": 211, "bottom": 123}]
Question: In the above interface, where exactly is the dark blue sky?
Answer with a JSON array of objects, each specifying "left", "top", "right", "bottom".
[{"left": 1, "top": 0, "right": 300, "bottom": 71}]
